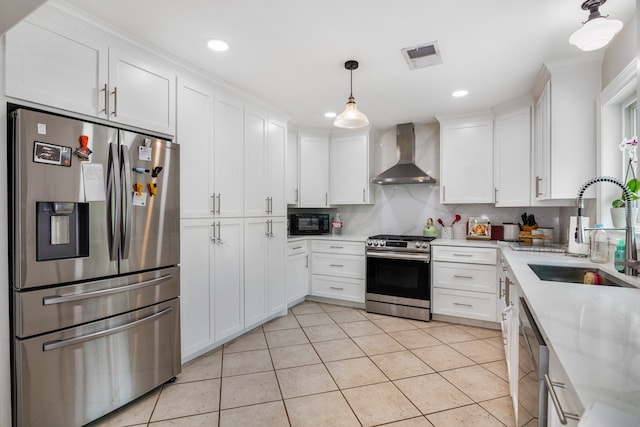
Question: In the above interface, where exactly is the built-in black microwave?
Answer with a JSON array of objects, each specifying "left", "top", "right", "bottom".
[{"left": 289, "top": 213, "right": 330, "bottom": 235}]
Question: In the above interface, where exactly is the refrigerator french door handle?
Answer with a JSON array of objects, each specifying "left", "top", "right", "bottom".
[
  {"left": 42, "top": 307, "right": 173, "bottom": 351},
  {"left": 121, "top": 145, "right": 132, "bottom": 259},
  {"left": 107, "top": 142, "right": 121, "bottom": 261},
  {"left": 42, "top": 274, "right": 173, "bottom": 305}
]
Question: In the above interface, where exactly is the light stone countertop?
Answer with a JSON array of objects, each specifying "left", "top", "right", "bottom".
[{"left": 499, "top": 245, "right": 640, "bottom": 418}]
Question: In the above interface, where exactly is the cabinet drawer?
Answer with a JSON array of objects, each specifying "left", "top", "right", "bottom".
[
  {"left": 432, "top": 246, "right": 497, "bottom": 265},
  {"left": 311, "top": 240, "right": 364, "bottom": 256},
  {"left": 312, "top": 253, "right": 364, "bottom": 279},
  {"left": 311, "top": 275, "right": 364, "bottom": 303},
  {"left": 433, "top": 262, "right": 497, "bottom": 293},
  {"left": 287, "top": 241, "right": 307, "bottom": 256},
  {"left": 432, "top": 288, "right": 497, "bottom": 322}
]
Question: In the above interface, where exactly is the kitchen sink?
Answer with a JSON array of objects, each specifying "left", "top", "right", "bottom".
[{"left": 528, "top": 264, "right": 636, "bottom": 288}]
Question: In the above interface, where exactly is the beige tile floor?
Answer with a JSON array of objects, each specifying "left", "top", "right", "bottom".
[{"left": 89, "top": 301, "right": 516, "bottom": 427}]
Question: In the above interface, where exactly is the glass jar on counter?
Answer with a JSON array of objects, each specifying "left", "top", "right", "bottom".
[{"left": 589, "top": 224, "right": 609, "bottom": 264}]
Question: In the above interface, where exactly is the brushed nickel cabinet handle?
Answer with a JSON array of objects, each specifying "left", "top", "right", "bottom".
[
  {"left": 453, "top": 275, "right": 473, "bottom": 279},
  {"left": 536, "top": 176, "right": 542, "bottom": 197},
  {"left": 329, "top": 264, "right": 344, "bottom": 268},
  {"left": 329, "top": 286, "right": 344, "bottom": 291},
  {"left": 544, "top": 374, "right": 580, "bottom": 424},
  {"left": 101, "top": 83, "right": 109, "bottom": 116},
  {"left": 453, "top": 302, "right": 473, "bottom": 308},
  {"left": 453, "top": 253, "right": 473, "bottom": 258},
  {"left": 111, "top": 86, "right": 118, "bottom": 117}
]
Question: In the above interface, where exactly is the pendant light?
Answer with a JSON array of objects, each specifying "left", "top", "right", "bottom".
[
  {"left": 569, "top": 0, "right": 623, "bottom": 51},
  {"left": 334, "top": 60, "right": 369, "bottom": 129}
]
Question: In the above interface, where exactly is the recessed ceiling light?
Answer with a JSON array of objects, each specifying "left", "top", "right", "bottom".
[
  {"left": 452, "top": 90, "right": 469, "bottom": 98},
  {"left": 324, "top": 112, "right": 337, "bottom": 118},
  {"left": 207, "top": 39, "right": 229, "bottom": 52}
]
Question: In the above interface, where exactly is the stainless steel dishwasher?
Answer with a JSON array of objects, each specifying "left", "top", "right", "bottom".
[{"left": 518, "top": 297, "right": 549, "bottom": 427}]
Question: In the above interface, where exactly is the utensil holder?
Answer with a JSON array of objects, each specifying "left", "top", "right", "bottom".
[{"left": 442, "top": 226, "right": 452, "bottom": 239}]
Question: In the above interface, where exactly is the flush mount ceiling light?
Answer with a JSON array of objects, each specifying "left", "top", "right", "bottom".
[
  {"left": 207, "top": 38, "right": 230, "bottom": 52},
  {"left": 569, "top": 0, "right": 623, "bottom": 51},
  {"left": 333, "top": 60, "right": 369, "bottom": 129}
]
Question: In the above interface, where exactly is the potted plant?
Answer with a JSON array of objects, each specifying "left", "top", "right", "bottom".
[{"left": 611, "top": 137, "right": 639, "bottom": 227}]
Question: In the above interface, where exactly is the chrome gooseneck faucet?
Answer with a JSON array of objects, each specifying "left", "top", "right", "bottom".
[{"left": 576, "top": 176, "right": 637, "bottom": 275}]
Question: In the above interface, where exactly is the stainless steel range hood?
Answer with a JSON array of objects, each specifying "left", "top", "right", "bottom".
[{"left": 370, "top": 123, "right": 436, "bottom": 185}]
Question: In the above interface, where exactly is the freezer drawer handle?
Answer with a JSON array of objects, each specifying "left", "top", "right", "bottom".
[
  {"left": 42, "top": 274, "right": 173, "bottom": 305},
  {"left": 43, "top": 306, "right": 173, "bottom": 352}
]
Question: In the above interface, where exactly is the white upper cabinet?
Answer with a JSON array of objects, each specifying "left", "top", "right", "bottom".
[
  {"left": 298, "top": 133, "right": 330, "bottom": 207},
  {"left": 438, "top": 113, "right": 494, "bottom": 204},
  {"left": 494, "top": 100, "right": 532, "bottom": 207},
  {"left": 214, "top": 93, "right": 244, "bottom": 217},
  {"left": 5, "top": 12, "right": 176, "bottom": 135},
  {"left": 244, "top": 107, "right": 268, "bottom": 217},
  {"left": 177, "top": 77, "right": 215, "bottom": 218},
  {"left": 266, "top": 120, "right": 287, "bottom": 216},
  {"left": 329, "top": 131, "right": 374, "bottom": 205},
  {"left": 533, "top": 81, "right": 551, "bottom": 200},
  {"left": 5, "top": 18, "right": 107, "bottom": 118},
  {"left": 244, "top": 107, "right": 286, "bottom": 217},
  {"left": 107, "top": 47, "right": 175, "bottom": 134},
  {"left": 286, "top": 127, "right": 299, "bottom": 205},
  {"left": 532, "top": 56, "right": 601, "bottom": 200}
]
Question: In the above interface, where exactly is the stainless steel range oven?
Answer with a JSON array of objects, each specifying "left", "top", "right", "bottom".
[{"left": 365, "top": 235, "right": 433, "bottom": 321}]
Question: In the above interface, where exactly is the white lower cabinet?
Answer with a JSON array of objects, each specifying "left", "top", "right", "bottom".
[
  {"left": 310, "top": 239, "right": 365, "bottom": 303},
  {"left": 180, "top": 218, "right": 244, "bottom": 359},
  {"left": 244, "top": 218, "right": 287, "bottom": 328},
  {"left": 499, "top": 251, "right": 519, "bottom": 417},
  {"left": 286, "top": 241, "right": 309, "bottom": 306},
  {"left": 432, "top": 245, "right": 498, "bottom": 322}
]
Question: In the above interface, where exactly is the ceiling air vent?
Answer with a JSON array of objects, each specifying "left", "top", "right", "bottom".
[{"left": 401, "top": 41, "right": 442, "bottom": 70}]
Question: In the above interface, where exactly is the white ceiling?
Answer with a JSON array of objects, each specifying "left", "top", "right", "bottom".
[{"left": 59, "top": 0, "right": 635, "bottom": 131}]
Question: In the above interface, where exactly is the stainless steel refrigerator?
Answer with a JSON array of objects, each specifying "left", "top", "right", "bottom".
[{"left": 9, "top": 108, "right": 181, "bottom": 427}]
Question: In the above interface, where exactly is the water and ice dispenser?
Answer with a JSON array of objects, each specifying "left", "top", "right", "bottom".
[{"left": 36, "top": 202, "right": 89, "bottom": 261}]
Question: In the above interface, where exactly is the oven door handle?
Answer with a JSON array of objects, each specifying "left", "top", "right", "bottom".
[{"left": 367, "top": 251, "right": 430, "bottom": 262}]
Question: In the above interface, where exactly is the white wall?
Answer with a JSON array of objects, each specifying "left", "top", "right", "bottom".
[
  {"left": 0, "top": 34, "right": 11, "bottom": 427},
  {"left": 0, "top": 0, "right": 47, "bottom": 35},
  {"left": 602, "top": 12, "right": 637, "bottom": 90},
  {"left": 323, "top": 124, "right": 562, "bottom": 241}
]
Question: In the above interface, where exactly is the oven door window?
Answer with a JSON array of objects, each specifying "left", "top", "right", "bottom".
[{"left": 367, "top": 256, "right": 430, "bottom": 300}]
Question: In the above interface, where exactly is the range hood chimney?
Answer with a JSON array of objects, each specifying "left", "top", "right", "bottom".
[{"left": 370, "top": 123, "right": 437, "bottom": 185}]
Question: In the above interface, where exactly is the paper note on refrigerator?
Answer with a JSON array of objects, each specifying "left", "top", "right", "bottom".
[
  {"left": 81, "top": 163, "right": 106, "bottom": 201},
  {"left": 133, "top": 191, "right": 148, "bottom": 207}
]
